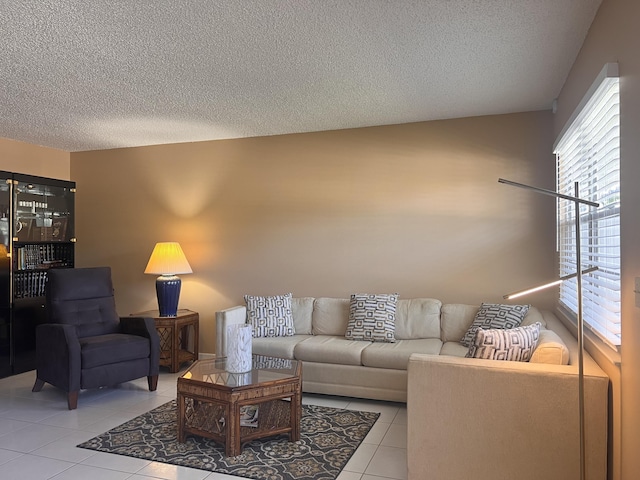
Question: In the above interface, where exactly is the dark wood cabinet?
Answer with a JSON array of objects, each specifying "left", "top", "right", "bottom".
[{"left": 0, "top": 172, "right": 76, "bottom": 378}]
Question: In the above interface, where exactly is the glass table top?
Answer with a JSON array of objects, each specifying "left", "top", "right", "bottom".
[{"left": 180, "top": 354, "right": 299, "bottom": 388}]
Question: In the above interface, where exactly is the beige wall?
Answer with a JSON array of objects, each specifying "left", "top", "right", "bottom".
[
  {"left": 0, "top": 137, "right": 70, "bottom": 179},
  {"left": 71, "top": 111, "right": 555, "bottom": 354},
  {"left": 553, "top": 0, "right": 639, "bottom": 479}
]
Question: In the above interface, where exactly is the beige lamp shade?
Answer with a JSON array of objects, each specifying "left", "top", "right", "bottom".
[{"left": 144, "top": 242, "right": 193, "bottom": 275}]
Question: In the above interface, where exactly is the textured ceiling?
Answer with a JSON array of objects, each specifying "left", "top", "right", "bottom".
[{"left": 0, "top": 0, "right": 602, "bottom": 152}]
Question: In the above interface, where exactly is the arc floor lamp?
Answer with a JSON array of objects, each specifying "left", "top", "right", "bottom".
[{"left": 499, "top": 178, "right": 599, "bottom": 480}]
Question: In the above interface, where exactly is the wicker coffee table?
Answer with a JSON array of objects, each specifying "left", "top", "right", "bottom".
[{"left": 177, "top": 355, "right": 302, "bottom": 456}]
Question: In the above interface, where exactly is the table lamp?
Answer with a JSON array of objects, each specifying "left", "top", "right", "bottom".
[{"left": 144, "top": 242, "right": 192, "bottom": 317}]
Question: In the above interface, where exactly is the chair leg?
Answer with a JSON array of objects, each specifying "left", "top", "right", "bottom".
[
  {"left": 32, "top": 378, "right": 45, "bottom": 392},
  {"left": 67, "top": 391, "right": 79, "bottom": 410},
  {"left": 148, "top": 375, "right": 158, "bottom": 391}
]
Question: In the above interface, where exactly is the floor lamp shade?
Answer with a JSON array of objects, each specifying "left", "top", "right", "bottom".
[{"left": 144, "top": 242, "right": 192, "bottom": 317}]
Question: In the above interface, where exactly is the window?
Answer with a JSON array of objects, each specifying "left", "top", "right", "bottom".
[{"left": 554, "top": 63, "right": 620, "bottom": 347}]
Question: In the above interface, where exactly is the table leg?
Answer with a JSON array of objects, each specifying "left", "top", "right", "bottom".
[
  {"left": 177, "top": 393, "right": 186, "bottom": 442},
  {"left": 171, "top": 323, "right": 179, "bottom": 373},
  {"left": 193, "top": 320, "right": 199, "bottom": 362},
  {"left": 291, "top": 384, "right": 302, "bottom": 442},
  {"left": 226, "top": 401, "right": 241, "bottom": 457},
  {"left": 179, "top": 324, "right": 188, "bottom": 350},
  {"left": 179, "top": 323, "right": 197, "bottom": 364}
]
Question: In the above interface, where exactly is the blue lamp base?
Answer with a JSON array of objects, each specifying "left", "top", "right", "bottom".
[{"left": 156, "top": 274, "right": 181, "bottom": 317}]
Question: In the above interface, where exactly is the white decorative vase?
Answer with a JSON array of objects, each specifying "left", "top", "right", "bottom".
[
  {"left": 226, "top": 324, "right": 252, "bottom": 373},
  {"left": 227, "top": 372, "right": 252, "bottom": 387}
]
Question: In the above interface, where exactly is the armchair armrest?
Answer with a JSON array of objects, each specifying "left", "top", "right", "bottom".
[
  {"left": 121, "top": 316, "right": 157, "bottom": 339},
  {"left": 215, "top": 305, "right": 247, "bottom": 356},
  {"left": 121, "top": 316, "right": 160, "bottom": 375},
  {"left": 35, "top": 323, "right": 81, "bottom": 392}
]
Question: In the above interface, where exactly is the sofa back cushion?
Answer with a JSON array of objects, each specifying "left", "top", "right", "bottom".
[
  {"left": 441, "top": 303, "right": 548, "bottom": 342},
  {"left": 395, "top": 298, "right": 442, "bottom": 340},
  {"left": 441, "top": 304, "right": 479, "bottom": 342},
  {"left": 520, "top": 307, "right": 547, "bottom": 328},
  {"left": 292, "top": 297, "right": 314, "bottom": 335},
  {"left": 312, "top": 298, "right": 350, "bottom": 335}
]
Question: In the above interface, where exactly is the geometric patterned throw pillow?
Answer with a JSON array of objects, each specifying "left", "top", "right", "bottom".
[
  {"left": 465, "top": 322, "right": 542, "bottom": 362},
  {"left": 345, "top": 293, "right": 398, "bottom": 343},
  {"left": 244, "top": 293, "right": 295, "bottom": 338},
  {"left": 460, "top": 303, "right": 530, "bottom": 347}
]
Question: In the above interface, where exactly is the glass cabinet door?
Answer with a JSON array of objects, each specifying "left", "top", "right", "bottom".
[
  {"left": 12, "top": 176, "right": 75, "bottom": 298},
  {"left": 13, "top": 179, "right": 74, "bottom": 243}
]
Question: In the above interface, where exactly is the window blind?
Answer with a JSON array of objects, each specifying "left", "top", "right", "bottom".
[{"left": 554, "top": 64, "right": 620, "bottom": 347}]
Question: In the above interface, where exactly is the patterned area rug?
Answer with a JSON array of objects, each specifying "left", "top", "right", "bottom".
[{"left": 78, "top": 400, "right": 379, "bottom": 480}]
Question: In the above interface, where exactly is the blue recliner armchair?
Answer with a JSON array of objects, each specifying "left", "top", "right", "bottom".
[{"left": 32, "top": 266, "right": 160, "bottom": 409}]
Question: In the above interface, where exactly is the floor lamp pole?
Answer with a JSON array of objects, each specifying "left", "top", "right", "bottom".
[
  {"left": 574, "top": 181, "right": 586, "bottom": 480},
  {"left": 498, "top": 178, "right": 599, "bottom": 480}
]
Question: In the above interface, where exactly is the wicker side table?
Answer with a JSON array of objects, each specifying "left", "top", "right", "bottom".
[{"left": 133, "top": 309, "right": 199, "bottom": 373}]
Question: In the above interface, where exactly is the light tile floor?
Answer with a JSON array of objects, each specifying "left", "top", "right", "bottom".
[{"left": 0, "top": 370, "right": 407, "bottom": 480}]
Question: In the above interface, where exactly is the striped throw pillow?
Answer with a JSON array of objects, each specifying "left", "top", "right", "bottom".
[{"left": 466, "top": 322, "right": 542, "bottom": 362}]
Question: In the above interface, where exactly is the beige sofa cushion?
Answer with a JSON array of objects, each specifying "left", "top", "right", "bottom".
[
  {"left": 292, "top": 297, "right": 314, "bottom": 335},
  {"left": 520, "top": 306, "right": 547, "bottom": 328},
  {"left": 530, "top": 329, "right": 570, "bottom": 365},
  {"left": 395, "top": 298, "right": 442, "bottom": 340},
  {"left": 312, "top": 298, "right": 350, "bottom": 335},
  {"left": 294, "top": 335, "right": 369, "bottom": 366},
  {"left": 362, "top": 339, "right": 443, "bottom": 370},
  {"left": 252, "top": 335, "right": 312, "bottom": 359},
  {"left": 439, "top": 341, "right": 469, "bottom": 357},
  {"left": 441, "top": 304, "right": 479, "bottom": 342}
]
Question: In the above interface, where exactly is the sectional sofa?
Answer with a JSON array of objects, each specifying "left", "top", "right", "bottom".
[
  {"left": 215, "top": 296, "right": 609, "bottom": 480},
  {"left": 215, "top": 296, "right": 603, "bottom": 400}
]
